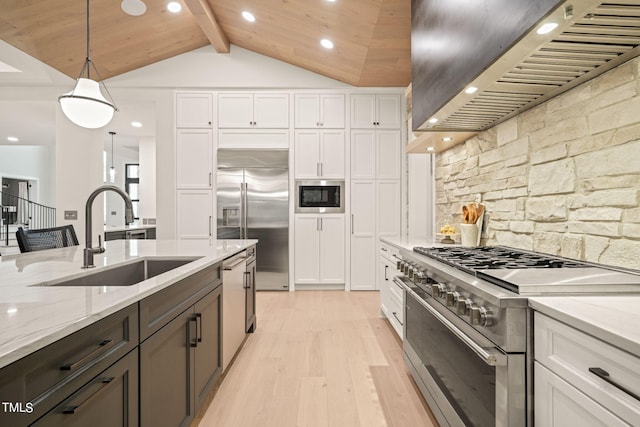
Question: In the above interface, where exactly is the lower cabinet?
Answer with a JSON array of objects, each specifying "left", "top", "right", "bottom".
[
  {"left": 534, "top": 312, "right": 640, "bottom": 426},
  {"left": 33, "top": 350, "right": 139, "bottom": 427},
  {"left": 294, "top": 214, "right": 345, "bottom": 286},
  {"left": 378, "top": 241, "right": 403, "bottom": 339},
  {"left": 140, "top": 285, "right": 222, "bottom": 427}
]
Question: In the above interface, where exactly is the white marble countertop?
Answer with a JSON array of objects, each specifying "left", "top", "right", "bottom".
[
  {"left": 380, "top": 236, "right": 461, "bottom": 251},
  {"left": 0, "top": 239, "right": 257, "bottom": 369},
  {"left": 530, "top": 296, "right": 640, "bottom": 357}
]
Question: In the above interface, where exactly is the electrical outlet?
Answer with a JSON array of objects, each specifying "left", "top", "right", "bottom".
[
  {"left": 111, "top": 211, "right": 117, "bottom": 216},
  {"left": 64, "top": 210, "right": 77, "bottom": 220}
]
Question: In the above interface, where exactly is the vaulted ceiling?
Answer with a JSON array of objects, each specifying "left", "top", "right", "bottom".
[{"left": 0, "top": 0, "right": 411, "bottom": 87}]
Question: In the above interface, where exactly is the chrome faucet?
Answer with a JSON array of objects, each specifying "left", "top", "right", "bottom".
[{"left": 83, "top": 185, "right": 134, "bottom": 268}]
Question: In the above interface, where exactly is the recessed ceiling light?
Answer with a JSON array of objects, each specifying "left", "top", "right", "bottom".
[
  {"left": 242, "top": 11, "right": 256, "bottom": 22},
  {"left": 131, "top": 121, "right": 143, "bottom": 128},
  {"left": 465, "top": 86, "right": 478, "bottom": 94},
  {"left": 428, "top": 117, "right": 438, "bottom": 124},
  {"left": 442, "top": 137, "right": 453, "bottom": 142},
  {"left": 536, "top": 22, "right": 558, "bottom": 35},
  {"left": 167, "top": 1, "right": 182, "bottom": 13},
  {"left": 7, "top": 136, "right": 18, "bottom": 142},
  {"left": 320, "top": 39, "right": 334, "bottom": 49},
  {"left": 326, "top": 0, "right": 337, "bottom": 2},
  {"left": 426, "top": 147, "right": 435, "bottom": 152}
]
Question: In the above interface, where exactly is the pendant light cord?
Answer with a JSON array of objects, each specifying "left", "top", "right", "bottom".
[
  {"left": 86, "top": 0, "right": 91, "bottom": 79},
  {"left": 110, "top": 131, "right": 116, "bottom": 168}
]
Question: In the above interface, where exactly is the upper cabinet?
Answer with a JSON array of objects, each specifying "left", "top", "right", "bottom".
[
  {"left": 176, "top": 92, "right": 213, "bottom": 128},
  {"left": 351, "top": 130, "right": 402, "bottom": 180},
  {"left": 295, "top": 130, "right": 345, "bottom": 179},
  {"left": 350, "top": 94, "right": 402, "bottom": 129},
  {"left": 294, "top": 94, "right": 345, "bottom": 128},
  {"left": 218, "top": 93, "right": 289, "bottom": 129}
]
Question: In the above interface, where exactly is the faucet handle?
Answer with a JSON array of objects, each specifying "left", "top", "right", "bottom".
[{"left": 97, "top": 235, "right": 105, "bottom": 253}]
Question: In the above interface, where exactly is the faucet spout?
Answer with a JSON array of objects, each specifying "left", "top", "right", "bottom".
[{"left": 83, "top": 184, "right": 135, "bottom": 268}]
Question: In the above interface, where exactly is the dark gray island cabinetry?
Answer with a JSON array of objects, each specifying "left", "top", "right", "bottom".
[{"left": 139, "top": 262, "right": 222, "bottom": 427}]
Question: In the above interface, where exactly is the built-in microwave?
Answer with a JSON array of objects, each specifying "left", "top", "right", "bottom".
[{"left": 295, "top": 180, "right": 345, "bottom": 213}]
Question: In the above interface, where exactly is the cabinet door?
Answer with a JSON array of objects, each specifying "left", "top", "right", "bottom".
[
  {"left": 350, "top": 94, "right": 376, "bottom": 129},
  {"left": 320, "top": 94, "right": 345, "bottom": 128},
  {"left": 140, "top": 309, "right": 196, "bottom": 427},
  {"left": 294, "top": 94, "right": 321, "bottom": 128},
  {"left": 319, "top": 215, "right": 345, "bottom": 284},
  {"left": 294, "top": 215, "right": 320, "bottom": 283},
  {"left": 254, "top": 93, "right": 289, "bottom": 128},
  {"left": 377, "top": 180, "right": 401, "bottom": 239},
  {"left": 350, "top": 181, "right": 376, "bottom": 290},
  {"left": 176, "top": 92, "right": 213, "bottom": 128},
  {"left": 376, "top": 94, "right": 402, "bottom": 129},
  {"left": 176, "top": 190, "right": 212, "bottom": 240},
  {"left": 294, "top": 130, "right": 321, "bottom": 178},
  {"left": 176, "top": 129, "right": 212, "bottom": 189},
  {"left": 351, "top": 130, "right": 376, "bottom": 179},
  {"left": 194, "top": 287, "right": 222, "bottom": 410},
  {"left": 33, "top": 350, "right": 139, "bottom": 427},
  {"left": 534, "top": 362, "right": 629, "bottom": 427},
  {"left": 376, "top": 130, "right": 402, "bottom": 179},
  {"left": 319, "top": 130, "right": 345, "bottom": 178},
  {"left": 245, "top": 259, "right": 256, "bottom": 332},
  {"left": 218, "top": 93, "right": 253, "bottom": 128}
]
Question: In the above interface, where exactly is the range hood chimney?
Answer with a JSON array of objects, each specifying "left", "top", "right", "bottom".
[{"left": 412, "top": 0, "right": 640, "bottom": 133}]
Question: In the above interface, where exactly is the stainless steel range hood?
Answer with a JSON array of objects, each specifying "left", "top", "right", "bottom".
[{"left": 417, "top": 0, "right": 640, "bottom": 132}]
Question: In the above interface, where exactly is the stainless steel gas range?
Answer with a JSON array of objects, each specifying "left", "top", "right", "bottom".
[{"left": 395, "top": 245, "right": 640, "bottom": 427}]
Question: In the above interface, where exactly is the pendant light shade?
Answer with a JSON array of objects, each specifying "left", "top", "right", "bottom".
[{"left": 59, "top": 0, "right": 117, "bottom": 129}]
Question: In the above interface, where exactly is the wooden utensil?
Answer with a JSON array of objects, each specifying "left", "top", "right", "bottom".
[
  {"left": 462, "top": 205, "right": 469, "bottom": 224},
  {"left": 468, "top": 203, "right": 477, "bottom": 224}
]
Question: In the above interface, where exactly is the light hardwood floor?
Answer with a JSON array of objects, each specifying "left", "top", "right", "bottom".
[{"left": 196, "top": 290, "right": 438, "bottom": 427}]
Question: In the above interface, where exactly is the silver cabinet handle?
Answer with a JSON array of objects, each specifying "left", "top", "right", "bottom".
[
  {"left": 209, "top": 172, "right": 212, "bottom": 187},
  {"left": 317, "top": 217, "right": 320, "bottom": 231},
  {"left": 209, "top": 215, "right": 212, "bottom": 236},
  {"left": 351, "top": 214, "right": 354, "bottom": 234},
  {"left": 392, "top": 311, "right": 403, "bottom": 326},
  {"left": 319, "top": 162, "right": 323, "bottom": 176},
  {"left": 319, "top": 217, "right": 323, "bottom": 231},
  {"left": 317, "top": 162, "right": 320, "bottom": 176}
]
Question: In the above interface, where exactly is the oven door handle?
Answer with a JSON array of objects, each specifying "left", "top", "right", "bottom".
[{"left": 407, "top": 288, "right": 507, "bottom": 367}]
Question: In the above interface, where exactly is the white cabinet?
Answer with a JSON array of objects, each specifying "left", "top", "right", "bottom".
[
  {"left": 176, "top": 129, "right": 212, "bottom": 189},
  {"left": 350, "top": 94, "right": 402, "bottom": 129},
  {"left": 350, "top": 181, "right": 376, "bottom": 291},
  {"left": 294, "top": 214, "right": 345, "bottom": 285},
  {"left": 378, "top": 242, "right": 402, "bottom": 339},
  {"left": 377, "top": 180, "right": 401, "bottom": 239},
  {"left": 176, "top": 92, "right": 213, "bottom": 128},
  {"left": 218, "top": 93, "right": 289, "bottom": 128},
  {"left": 294, "top": 94, "right": 345, "bottom": 128},
  {"left": 294, "top": 130, "right": 345, "bottom": 178},
  {"left": 176, "top": 190, "right": 212, "bottom": 240},
  {"left": 534, "top": 312, "right": 640, "bottom": 427},
  {"left": 351, "top": 130, "right": 401, "bottom": 180}
]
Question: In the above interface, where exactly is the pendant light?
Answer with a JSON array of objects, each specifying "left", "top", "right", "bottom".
[
  {"left": 109, "top": 131, "right": 116, "bottom": 183},
  {"left": 59, "top": 0, "right": 118, "bottom": 129}
]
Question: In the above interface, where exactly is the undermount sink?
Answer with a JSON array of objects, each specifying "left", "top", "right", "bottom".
[{"left": 37, "top": 258, "right": 200, "bottom": 287}]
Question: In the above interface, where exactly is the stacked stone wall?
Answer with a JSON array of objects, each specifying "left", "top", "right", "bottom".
[{"left": 435, "top": 57, "right": 640, "bottom": 269}]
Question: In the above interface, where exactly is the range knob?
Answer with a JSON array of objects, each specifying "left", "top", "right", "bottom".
[
  {"left": 431, "top": 283, "right": 447, "bottom": 299},
  {"left": 456, "top": 298, "right": 473, "bottom": 315},
  {"left": 414, "top": 270, "right": 426, "bottom": 284},
  {"left": 445, "top": 291, "right": 460, "bottom": 307},
  {"left": 470, "top": 306, "right": 494, "bottom": 327}
]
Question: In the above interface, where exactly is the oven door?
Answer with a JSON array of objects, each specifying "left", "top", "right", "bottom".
[{"left": 400, "top": 280, "right": 525, "bottom": 427}]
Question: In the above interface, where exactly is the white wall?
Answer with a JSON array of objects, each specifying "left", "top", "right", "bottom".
[
  {"left": 0, "top": 145, "right": 55, "bottom": 207},
  {"left": 138, "top": 137, "right": 156, "bottom": 221}
]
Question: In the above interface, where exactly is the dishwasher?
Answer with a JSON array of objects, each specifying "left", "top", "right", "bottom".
[{"left": 222, "top": 250, "right": 247, "bottom": 370}]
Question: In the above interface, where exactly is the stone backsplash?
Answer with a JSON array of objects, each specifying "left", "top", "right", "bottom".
[{"left": 435, "top": 56, "right": 640, "bottom": 270}]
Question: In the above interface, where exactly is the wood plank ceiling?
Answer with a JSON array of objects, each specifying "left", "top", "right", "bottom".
[{"left": 0, "top": 0, "right": 411, "bottom": 87}]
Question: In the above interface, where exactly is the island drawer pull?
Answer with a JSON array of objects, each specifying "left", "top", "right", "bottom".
[
  {"left": 63, "top": 377, "right": 115, "bottom": 414},
  {"left": 588, "top": 367, "right": 640, "bottom": 401},
  {"left": 60, "top": 339, "right": 115, "bottom": 371}
]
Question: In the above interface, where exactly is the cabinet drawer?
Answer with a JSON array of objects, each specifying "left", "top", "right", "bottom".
[
  {"left": 534, "top": 313, "right": 640, "bottom": 425},
  {"left": 140, "top": 262, "right": 222, "bottom": 341},
  {"left": 0, "top": 304, "right": 138, "bottom": 426},
  {"left": 33, "top": 349, "right": 139, "bottom": 427},
  {"left": 535, "top": 361, "right": 629, "bottom": 427},
  {"left": 379, "top": 242, "right": 400, "bottom": 264}
]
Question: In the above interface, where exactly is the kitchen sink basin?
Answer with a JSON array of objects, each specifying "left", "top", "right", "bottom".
[{"left": 39, "top": 258, "right": 200, "bottom": 287}]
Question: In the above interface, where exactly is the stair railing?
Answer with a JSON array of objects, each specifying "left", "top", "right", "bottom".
[{"left": 1, "top": 191, "right": 56, "bottom": 246}]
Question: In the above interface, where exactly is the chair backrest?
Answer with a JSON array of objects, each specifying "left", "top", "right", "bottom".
[{"left": 16, "top": 225, "right": 79, "bottom": 253}]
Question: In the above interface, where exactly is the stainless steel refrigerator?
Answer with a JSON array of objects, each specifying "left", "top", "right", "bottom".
[{"left": 217, "top": 150, "right": 289, "bottom": 290}]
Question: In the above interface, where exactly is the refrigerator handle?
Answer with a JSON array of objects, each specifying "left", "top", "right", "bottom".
[{"left": 243, "top": 183, "right": 249, "bottom": 239}]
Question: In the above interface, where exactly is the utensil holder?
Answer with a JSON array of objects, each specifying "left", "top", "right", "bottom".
[{"left": 460, "top": 224, "right": 479, "bottom": 247}]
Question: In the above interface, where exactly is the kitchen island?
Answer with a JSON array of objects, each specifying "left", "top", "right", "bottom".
[
  {"left": 0, "top": 238, "right": 257, "bottom": 368},
  {"left": 0, "top": 238, "right": 257, "bottom": 426}
]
